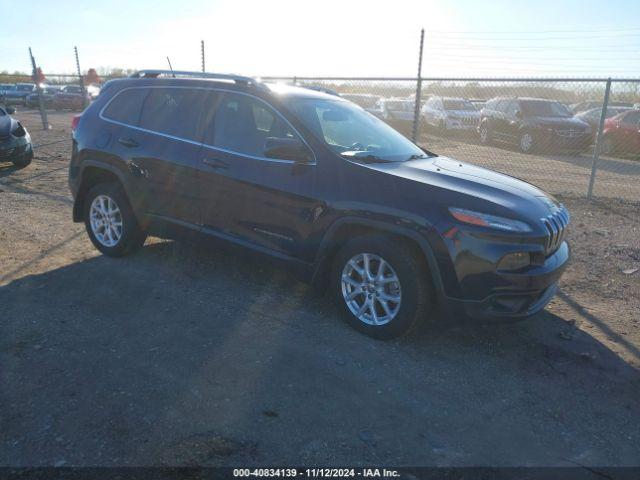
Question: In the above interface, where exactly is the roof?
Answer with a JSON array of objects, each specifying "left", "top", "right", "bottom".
[{"left": 107, "top": 71, "right": 345, "bottom": 102}]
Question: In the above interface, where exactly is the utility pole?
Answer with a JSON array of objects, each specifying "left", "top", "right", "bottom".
[
  {"left": 74, "top": 46, "right": 87, "bottom": 109},
  {"left": 587, "top": 78, "right": 612, "bottom": 199},
  {"left": 167, "top": 56, "right": 175, "bottom": 76},
  {"left": 28, "top": 47, "right": 49, "bottom": 130},
  {"left": 411, "top": 28, "right": 425, "bottom": 143},
  {"left": 201, "top": 40, "right": 205, "bottom": 72}
]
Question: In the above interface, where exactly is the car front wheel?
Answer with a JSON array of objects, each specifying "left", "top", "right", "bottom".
[
  {"left": 519, "top": 131, "right": 535, "bottom": 153},
  {"left": 479, "top": 124, "right": 491, "bottom": 144},
  {"left": 332, "top": 235, "right": 434, "bottom": 340},
  {"left": 84, "top": 182, "right": 147, "bottom": 257}
]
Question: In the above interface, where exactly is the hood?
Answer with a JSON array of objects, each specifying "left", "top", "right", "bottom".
[
  {"left": 364, "top": 156, "right": 557, "bottom": 222},
  {"left": 528, "top": 116, "right": 589, "bottom": 130},
  {"left": 0, "top": 115, "right": 17, "bottom": 138}
]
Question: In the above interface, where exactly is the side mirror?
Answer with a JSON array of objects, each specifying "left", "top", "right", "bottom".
[
  {"left": 264, "top": 137, "right": 313, "bottom": 164},
  {"left": 6, "top": 107, "right": 15, "bottom": 114}
]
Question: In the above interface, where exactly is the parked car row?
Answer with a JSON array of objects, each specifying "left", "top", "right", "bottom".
[
  {"left": 336, "top": 91, "right": 638, "bottom": 156},
  {"left": 0, "top": 83, "right": 96, "bottom": 110}
]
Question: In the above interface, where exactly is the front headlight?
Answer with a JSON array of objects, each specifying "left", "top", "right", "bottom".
[{"left": 449, "top": 207, "right": 532, "bottom": 232}]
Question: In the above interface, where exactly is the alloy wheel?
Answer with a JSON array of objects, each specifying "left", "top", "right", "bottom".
[
  {"left": 340, "top": 253, "right": 402, "bottom": 326},
  {"left": 89, "top": 194, "right": 123, "bottom": 247},
  {"left": 520, "top": 132, "right": 534, "bottom": 152}
]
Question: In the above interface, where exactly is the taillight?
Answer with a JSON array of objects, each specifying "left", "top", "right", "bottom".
[{"left": 71, "top": 114, "right": 82, "bottom": 132}]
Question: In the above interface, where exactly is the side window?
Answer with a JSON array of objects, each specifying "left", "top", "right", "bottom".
[
  {"left": 622, "top": 111, "right": 640, "bottom": 125},
  {"left": 206, "top": 92, "right": 299, "bottom": 158},
  {"left": 102, "top": 88, "right": 149, "bottom": 126},
  {"left": 139, "top": 87, "right": 210, "bottom": 142},
  {"left": 506, "top": 101, "right": 519, "bottom": 117}
]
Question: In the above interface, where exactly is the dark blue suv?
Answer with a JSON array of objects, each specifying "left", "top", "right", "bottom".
[{"left": 69, "top": 70, "right": 570, "bottom": 339}]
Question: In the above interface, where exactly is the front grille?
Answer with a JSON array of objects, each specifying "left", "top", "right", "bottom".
[
  {"left": 542, "top": 205, "right": 570, "bottom": 254},
  {"left": 461, "top": 117, "right": 478, "bottom": 125}
]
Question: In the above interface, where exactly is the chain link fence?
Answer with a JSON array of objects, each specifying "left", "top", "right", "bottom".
[
  {"left": 265, "top": 77, "right": 640, "bottom": 202},
  {"left": 2, "top": 72, "right": 639, "bottom": 201}
]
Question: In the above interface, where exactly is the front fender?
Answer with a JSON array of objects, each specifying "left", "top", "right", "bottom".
[{"left": 311, "top": 216, "right": 446, "bottom": 297}]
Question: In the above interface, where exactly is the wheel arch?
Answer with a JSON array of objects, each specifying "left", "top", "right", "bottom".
[
  {"left": 310, "top": 217, "right": 444, "bottom": 296},
  {"left": 73, "top": 161, "right": 130, "bottom": 222}
]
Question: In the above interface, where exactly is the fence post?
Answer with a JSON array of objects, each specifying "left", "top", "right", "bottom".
[
  {"left": 587, "top": 78, "right": 612, "bottom": 199},
  {"left": 74, "top": 46, "right": 87, "bottom": 110},
  {"left": 28, "top": 47, "right": 49, "bottom": 130},
  {"left": 201, "top": 40, "right": 206, "bottom": 72},
  {"left": 411, "top": 28, "right": 425, "bottom": 143}
]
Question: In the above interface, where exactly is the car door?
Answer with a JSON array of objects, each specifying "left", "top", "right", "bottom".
[
  {"left": 617, "top": 110, "right": 640, "bottom": 154},
  {"left": 103, "top": 86, "right": 207, "bottom": 227},
  {"left": 492, "top": 100, "right": 511, "bottom": 141},
  {"left": 504, "top": 100, "right": 522, "bottom": 142},
  {"left": 196, "top": 90, "right": 319, "bottom": 260}
]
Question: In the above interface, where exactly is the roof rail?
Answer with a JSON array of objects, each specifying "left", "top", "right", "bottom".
[{"left": 129, "top": 70, "right": 260, "bottom": 86}]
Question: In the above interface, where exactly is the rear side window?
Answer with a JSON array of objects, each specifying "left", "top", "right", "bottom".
[
  {"left": 103, "top": 88, "right": 149, "bottom": 126},
  {"left": 205, "top": 92, "right": 299, "bottom": 158},
  {"left": 139, "top": 88, "right": 210, "bottom": 142}
]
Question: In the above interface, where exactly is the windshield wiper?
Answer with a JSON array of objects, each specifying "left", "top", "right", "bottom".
[
  {"left": 339, "top": 151, "right": 392, "bottom": 163},
  {"left": 406, "top": 153, "right": 429, "bottom": 160}
]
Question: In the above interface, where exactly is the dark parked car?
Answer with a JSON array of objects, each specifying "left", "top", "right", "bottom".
[
  {"left": 478, "top": 97, "right": 592, "bottom": 153},
  {"left": 69, "top": 70, "right": 570, "bottom": 339},
  {"left": 0, "top": 105, "right": 33, "bottom": 167},
  {"left": 26, "top": 86, "right": 62, "bottom": 108},
  {"left": 1, "top": 83, "right": 35, "bottom": 106},
  {"left": 53, "top": 85, "right": 90, "bottom": 111},
  {"left": 601, "top": 109, "right": 640, "bottom": 156}
]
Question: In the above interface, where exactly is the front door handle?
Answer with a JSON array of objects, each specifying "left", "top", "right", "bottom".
[
  {"left": 202, "top": 158, "right": 229, "bottom": 169},
  {"left": 118, "top": 137, "right": 139, "bottom": 148}
]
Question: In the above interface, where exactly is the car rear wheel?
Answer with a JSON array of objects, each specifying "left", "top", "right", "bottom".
[
  {"left": 332, "top": 235, "right": 434, "bottom": 340},
  {"left": 84, "top": 182, "right": 147, "bottom": 257}
]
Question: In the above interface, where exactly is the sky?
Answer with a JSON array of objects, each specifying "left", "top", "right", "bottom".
[{"left": 1, "top": 0, "right": 639, "bottom": 78}]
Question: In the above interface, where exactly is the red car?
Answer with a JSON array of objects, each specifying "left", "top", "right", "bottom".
[
  {"left": 53, "top": 85, "right": 90, "bottom": 111},
  {"left": 602, "top": 109, "right": 640, "bottom": 156}
]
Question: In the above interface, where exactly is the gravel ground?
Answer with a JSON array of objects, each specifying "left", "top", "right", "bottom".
[{"left": 1, "top": 110, "right": 639, "bottom": 468}]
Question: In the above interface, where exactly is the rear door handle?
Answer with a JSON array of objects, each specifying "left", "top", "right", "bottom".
[
  {"left": 118, "top": 137, "right": 139, "bottom": 148},
  {"left": 202, "top": 158, "right": 229, "bottom": 169}
]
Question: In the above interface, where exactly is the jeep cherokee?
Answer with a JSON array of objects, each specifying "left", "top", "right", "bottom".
[{"left": 69, "top": 70, "right": 570, "bottom": 339}]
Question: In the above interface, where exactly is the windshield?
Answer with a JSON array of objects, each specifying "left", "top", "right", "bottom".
[
  {"left": 288, "top": 98, "right": 428, "bottom": 162},
  {"left": 2, "top": 85, "right": 17, "bottom": 91},
  {"left": 443, "top": 99, "right": 475, "bottom": 111},
  {"left": 521, "top": 100, "right": 571, "bottom": 118},
  {"left": 17, "top": 85, "right": 34, "bottom": 92}
]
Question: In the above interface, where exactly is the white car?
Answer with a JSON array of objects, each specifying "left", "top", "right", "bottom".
[
  {"left": 372, "top": 98, "right": 415, "bottom": 123},
  {"left": 421, "top": 96, "right": 480, "bottom": 131}
]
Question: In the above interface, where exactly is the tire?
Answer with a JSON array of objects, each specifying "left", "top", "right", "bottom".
[
  {"left": 519, "top": 131, "right": 535, "bottom": 153},
  {"left": 479, "top": 124, "right": 491, "bottom": 145},
  {"left": 83, "top": 182, "right": 147, "bottom": 257},
  {"left": 331, "top": 235, "right": 435, "bottom": 340}
]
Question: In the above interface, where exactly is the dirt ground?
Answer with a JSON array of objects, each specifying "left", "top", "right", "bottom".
[{"left": 1, "top": 110, "right": 639, "bottom": 468}]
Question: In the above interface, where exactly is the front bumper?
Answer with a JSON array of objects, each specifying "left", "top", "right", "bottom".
[
  {"left": 0, "top": 136, "right": 32, "bottom": 163},
  {"left": 440, "top": 241, "right": 570, "bottom": 320},
  {"left": 445, "top": 119, "right": 479, "bottom": 131}
]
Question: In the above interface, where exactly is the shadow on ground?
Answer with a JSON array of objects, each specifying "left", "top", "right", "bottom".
[{"left": 1, "top": 241, "right": 639, "bottom": 467}]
